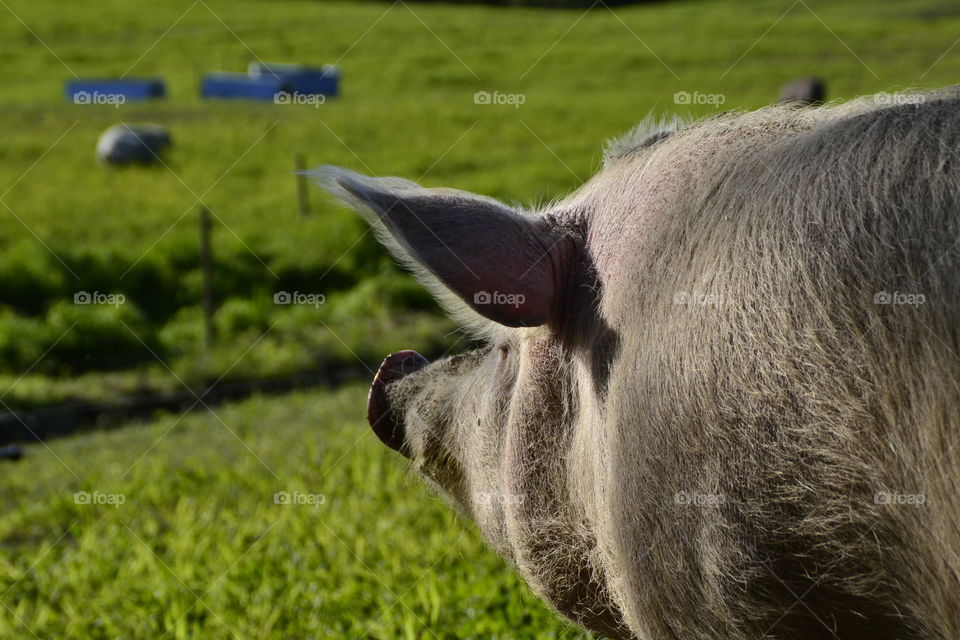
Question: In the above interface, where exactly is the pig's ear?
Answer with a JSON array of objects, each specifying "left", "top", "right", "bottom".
[{"left": 312, "top": 166, "right": 567, "bottom": 327}]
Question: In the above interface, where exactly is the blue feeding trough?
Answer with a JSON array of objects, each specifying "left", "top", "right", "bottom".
[
  {"left": 201, "top": 63, "right": 340, "bottom": 101},
  {"left": 200, "top": 72, "right": 289, "bottom": 100},
  {"left": 66, "top": 78, "right": 166, "bottom": 104},
  {"left": 249, "top": 62, "right": 340, "bottom": 98}
]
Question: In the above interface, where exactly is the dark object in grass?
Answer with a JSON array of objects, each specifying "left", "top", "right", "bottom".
[
  {"left": 96, "top": 124, "right": 172, "bottom": 165},
  {"left": 0, "top": 444, "right": 23, "bottom": 461},
  {"left": 777, "top": 76, "right": 826, "bottom": 105}
]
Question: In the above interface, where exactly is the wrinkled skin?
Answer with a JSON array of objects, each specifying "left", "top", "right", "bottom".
[{"left": 316, "top": 88, "right": 960, "bottom": 639}]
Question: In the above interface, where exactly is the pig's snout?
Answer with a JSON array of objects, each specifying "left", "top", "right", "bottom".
[{"left": 367, "top": 350, "right": 429, "bottom": 454}]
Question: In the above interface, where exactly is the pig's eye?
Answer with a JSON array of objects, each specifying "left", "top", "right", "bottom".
[{"left": 493, "top": 343, "right": 517, "bottom": 390}]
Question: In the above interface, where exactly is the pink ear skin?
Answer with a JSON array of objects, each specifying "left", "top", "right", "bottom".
[{"left": 315, "top": 166, "right": 572, "bottom": 328}]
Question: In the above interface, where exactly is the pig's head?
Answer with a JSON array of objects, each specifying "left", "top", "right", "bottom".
[
  {"left": 314, "top": 165, "right": 580, "bottom": 463},
  {"left": 314, "top": 165, "right": 626, "bottom": 636}
]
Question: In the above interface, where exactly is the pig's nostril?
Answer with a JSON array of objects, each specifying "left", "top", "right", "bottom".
[{"left": 367, "top": 350, "right": 429, "bottom": 455}]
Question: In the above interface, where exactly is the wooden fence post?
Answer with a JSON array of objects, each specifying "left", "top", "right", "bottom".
[
  {"left": 199, "top": 206, "right": 216, "bottom": 348},
  {"left": 295, "top": 153, "right": 310, "bottom": 217}
]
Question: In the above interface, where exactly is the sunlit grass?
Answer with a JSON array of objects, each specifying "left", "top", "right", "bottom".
[{"left": 0, "top": 385, "right": 590, "bottom": 639}]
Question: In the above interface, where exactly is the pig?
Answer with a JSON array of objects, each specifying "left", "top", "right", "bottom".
[{"left": 314, "top": 87, "right": 960, "bottom": 640}]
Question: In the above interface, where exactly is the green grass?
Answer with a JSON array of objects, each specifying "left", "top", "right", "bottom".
[
  {"left": 4, "top": 0, "right": 960, "bottom": 391},
  {"left": 0, "top": 385, "right": 590, "bottom": 639}
]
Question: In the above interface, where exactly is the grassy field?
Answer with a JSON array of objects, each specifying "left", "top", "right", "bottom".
[
  {"left": 4, "top": 0, "right": 960, "bottom": 405},
  {"left": 5, "top": 0, "right": 960, "bottom": 637},
  {"left": 0, "top": 385, "right": 591, "bottom": 639}
]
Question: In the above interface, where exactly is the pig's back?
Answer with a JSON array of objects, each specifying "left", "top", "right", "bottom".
[{"left": 591, "top": 96, "right": 960, "bottom": 639}]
